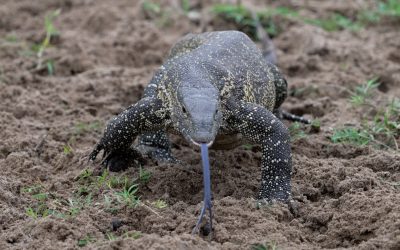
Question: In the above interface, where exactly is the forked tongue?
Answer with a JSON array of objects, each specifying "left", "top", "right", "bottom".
[{"left": 192, "top": 143, "right": 213, "bottom": 236}]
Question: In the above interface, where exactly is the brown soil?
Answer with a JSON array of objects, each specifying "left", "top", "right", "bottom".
[{"left": 0, "top": 0, "right": 399, "bottom": 249}]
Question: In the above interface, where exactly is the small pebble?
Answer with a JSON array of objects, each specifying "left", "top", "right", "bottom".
[{"left": 111, "top": 218, "right": 123, "bottom": 231}]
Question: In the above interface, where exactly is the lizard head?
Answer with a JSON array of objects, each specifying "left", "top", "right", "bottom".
[{"left": 172, "top": 84, "right": 221, "bottom": 146}]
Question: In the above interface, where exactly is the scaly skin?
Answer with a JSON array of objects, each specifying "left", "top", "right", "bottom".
[{"left": 90, "top": 31, "right": 297, "bottom": 203}]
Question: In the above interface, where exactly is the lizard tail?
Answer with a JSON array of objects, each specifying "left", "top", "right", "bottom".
[
  {"left": 251, "top": 10, "right": 277, "bottom": 65},
  {"left": 282, "top": 110, "right": 311, "bottom": 124}
]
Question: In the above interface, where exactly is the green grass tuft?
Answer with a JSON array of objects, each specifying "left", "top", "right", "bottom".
[
  {"left": 251, "top": 241, "right": 278, "bottom": 250},
  {"left": 331, "top": 127, "right": 372, "bottom": 146},
  {"left": 123, "top": 231, "right": 142, "bottom": 239},
  {"left": 304, "top": 14, "right": 362, "bottom": 32},
  {"left": 332, "top": 79, "right": 399, "bottom": 150},
  {"left": 152, "top": 199, "right": 168, "bottom": 209},
  {"left": 115, "top": 183, "right": 140, "bottom": 207},
  {"left": 289, "top": 122, "right": 307, "bottom": 141},
  {"left": 212, "top": 4, "right": 280, "bottom": 37},
  {"left": 349, "top": 78, "right": 380, "bottom": 106},
  {"left": 63, "top": 144, "right": 73, "bottom": 155},
  {"left": 212, "top": 1, "right": 400, "bottom": 36},
  {"left": 378, "top": 0, "right": 400, "bottom": 17},
  {"left": 105, "top": 232, "right": 117, "bottom": 241},
  {"left": 181, "top": 0, "right": 190, "bottom": 13},
  {"left": 36, "top": 9, "right": 61, "bottom": 75},
  {"left": 77, "top": 235, "right": 95, "bottom": 247},
  {"left": 139, "top": 166, "right": 151, "bottom": 184}
]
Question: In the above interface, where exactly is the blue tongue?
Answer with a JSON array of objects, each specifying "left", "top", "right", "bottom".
[{"left": 192, "top": 143, "right": 213, "bottom": 235}]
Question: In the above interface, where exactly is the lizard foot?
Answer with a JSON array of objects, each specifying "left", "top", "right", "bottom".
[
  {"left": 89, "top": 140, "right": 146, "bottom": 172},
  {"left": 102, "top": 148, "right": 146, "bottom": 172},
  {"left": 256, "top": 197, "right": 299, "bottom": 217},
  {"left": 136, "top": 145, "right": 182, "bottom": 164}
]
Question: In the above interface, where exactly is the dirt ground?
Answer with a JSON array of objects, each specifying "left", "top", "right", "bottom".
[{"left": 0, "top": 0, "right": 399, "bottom": 249}]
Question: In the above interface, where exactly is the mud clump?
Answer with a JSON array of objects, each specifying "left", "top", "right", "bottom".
[{"left": 0, "top": 0, "right": 399, "bottom": 249}]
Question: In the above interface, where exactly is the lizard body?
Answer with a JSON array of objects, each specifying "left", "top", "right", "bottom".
[{"left": 90, "top": 30, "right": 305, "bottom": 210}]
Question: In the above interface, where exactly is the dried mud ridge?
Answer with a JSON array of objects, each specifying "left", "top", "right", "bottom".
[{"left": 0, "top": 0, "right": 399, "bottom": 249}]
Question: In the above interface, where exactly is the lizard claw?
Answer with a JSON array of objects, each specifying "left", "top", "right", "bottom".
[
  {"left": 88, "top": 142, "right": 104, "bottom": 162},
  {"left": 256, "top": 197, "right": 299, "bottom": 217}
]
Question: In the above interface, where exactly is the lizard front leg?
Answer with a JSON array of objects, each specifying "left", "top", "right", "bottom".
[
  {"left": 89, "top": 97, "right": 168, "bottom": 171},
  {"left": 225, "top": 101, "right": 292, "bottom": 202}
]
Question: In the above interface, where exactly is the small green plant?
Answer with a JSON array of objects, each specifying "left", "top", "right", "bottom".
[
  {"left": 251, "top": 241, "right": 278, "bottom": 250},
  {"left": 332, "top": 80, "right": 399, "bottom": 150},
  {"left": 310, "top": 119, "right": 321, "bottom": 131},
  {"left": 22, "top": 184, "right": 52, "bottom": 219},
  {"left": 35, "top": 9, "right": 61, "bottom": 74},
  {"left": 63, "top": 144, "right": 73, "bottom": 155},
  {"left": 106, "top": 232, "right": 117, "bottom": 241},
  {"left": 0, "top": 67, "right": 4, "bottom": 84},
  {"left": 4, "top": 34, "right": 18, "bottom": 43},
  {"left": 181, "top": 0, "right": 190, "bottom": 13},
  {"left": 139, "top": 167, "right": 151, "bottom": 184},
  {"left": 212, "top": 1, "right": 400, "bottom": 35},
  {"left": 305, "top": 14, "right": 361, "bottom": 32},
  {"left": 388, "top": 181, "right": 400, "bottom": 189},
  {"left": 142, "top": 0, "right": 173, "bottom": 27},
  {"left": 25, "top": 207, "right": 39, "bottom": 219},
  {"left": 107, "top": 175, "right": 125, "bottom": 189},
  {"left": 96, "top": 170, "right": 109, "bottom": 189},
  {"left": 21, "top": 184, "right": 43, "bottom": 194},
  {"left": 77, "top": 169, "right": 93, "bottom": 181},
  {"left": 212, "top": 4, "right": 280, "bottom": 38},
  {"left": 212, "top": 3, "right": 362, "bottom": 36},
  {"left": 152, "top": 199, "right": 168, "bottom": 209},
  {"left": 25, "top": 203, "right": 51, "bottom": 219},
  {"left": 378, "top": 0, "right": 400, "bottom": 17},
  {"left": 78, "top": 235, "right": 95, "bottom": 247},
  {"left": 75, "top": 185, "right": 90, "bottom": 196},
  {"left": 32, "top": 192, "right": 48, "bottom": 201},
  {"left": 243, "top": 144, "right": 253, "bottom": 150},
  {"left": 115, "top": 183, "right": 140, "bottom": 207},
  {"left": 142, "top": 0, "right": 161, "bottom": 14},
  {"left": 123, "top": 231, "right": 142, "bottom": 239},
  {"left": 331, "top": 127, "right": 372, "bottom": 146},
  {"left": 74, "top": 121, "right": 101, "bottom": 136},
  {"left": 66, "top": 198, "right": 83, "bottom": 216},
  {"left": 289, "top": 122, "right": 307, "bottom": 141},
  {"left": 106, "top": 175, "right": 136, "bottom": 190},
  {"left": 349, "top": 78, "right": 379, "bottom": 106}
]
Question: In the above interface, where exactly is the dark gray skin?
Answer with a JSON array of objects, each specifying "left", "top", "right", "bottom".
[{"left": 89, "top": 31, "right": 307, "bottom": 203}]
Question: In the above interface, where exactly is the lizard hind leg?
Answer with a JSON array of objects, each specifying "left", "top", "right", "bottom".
[{"left": 136, "top": 131, "right": 180, "bottom": 164}]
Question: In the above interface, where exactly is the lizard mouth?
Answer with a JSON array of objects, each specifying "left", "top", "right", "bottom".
[
  {"left": 190, "top": 138, "right": 214, "bottom": 148},
  {"left": 188, "top": 130, "right": 216, "bottom": 148}
]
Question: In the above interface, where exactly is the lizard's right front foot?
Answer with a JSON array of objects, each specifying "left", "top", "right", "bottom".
[
  {"left": 136, "top": 145, "right": 181, "bottom": 164},
  {"left": 89, "top": 143, "right": 145, "bottom": 172}
]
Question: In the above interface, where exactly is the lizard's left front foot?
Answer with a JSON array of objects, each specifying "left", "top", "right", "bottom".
[
  {"left": 257, "top": 196, "right": 299, "bottom": 217},
  {"left": 257, "top": 179, "right": 299, "bottom": 216},
  {"left": 257, "top": 178, "right": 291, "bottom": 204}
]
